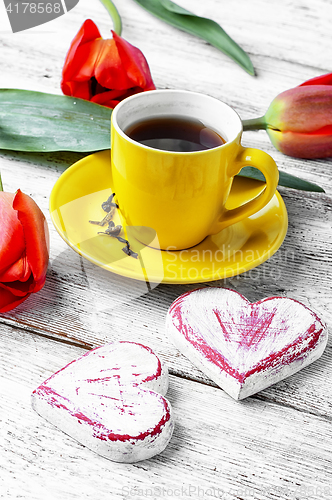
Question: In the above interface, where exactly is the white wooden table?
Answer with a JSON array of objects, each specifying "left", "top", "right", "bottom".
[{"left": 1, "top": 1, "right": 332, "bottom": 498}]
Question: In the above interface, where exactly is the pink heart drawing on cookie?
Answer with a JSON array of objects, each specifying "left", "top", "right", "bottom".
[
  {"left": 166, "top": 288, "right": 327, "bottom": 400},
  {"left": 31, "top": 342, "right": 174, "bottom": 462}
]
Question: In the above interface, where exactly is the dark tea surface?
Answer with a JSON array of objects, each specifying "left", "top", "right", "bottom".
[{"left": 124, "top": 116, "right": 226, "bottom": 152}]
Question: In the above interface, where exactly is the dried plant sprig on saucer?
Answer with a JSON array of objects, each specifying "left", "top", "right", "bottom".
[
  {"left": 116, "top": 237, "right": 139, "bottom": 259},
  {"left": 89, "top": 193, "right": 118, "bottom": 227},
  {"left": 89, "top": 193, "right": 138, "bottom": 259},
  {"left": 101, "top": 193, "right": 119, "bottom": 212}
]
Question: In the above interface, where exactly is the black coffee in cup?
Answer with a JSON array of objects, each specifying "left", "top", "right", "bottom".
[{"left": 124, "top": 116, "right": 226, "bottom": 152}]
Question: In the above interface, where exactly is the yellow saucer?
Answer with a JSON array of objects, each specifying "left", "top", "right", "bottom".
[{"left": 50, "top": 151, "right": 288, "bottom": 284}]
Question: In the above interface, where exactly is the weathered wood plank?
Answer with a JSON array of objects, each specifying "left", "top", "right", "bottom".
[
  {"left": 2, "top": 323, "right": 332, "bottom": 500},
  {"left": 1, "top": 0, "right": 332, "bottom": 198},
  {"left": 1, "top": 1, "right": 332, "bottom": 496},
  {"left": 0, "top": 0, "right": 331, "bottom": 109},
  {"left": 0, "top": 148, "right": 331, "bottom": 417},
  {"left": 1, "top": 0, "right": 332, "bottom": 195},
  {"left": 1, "top": 0, "right": 330, "bottom": 85}
]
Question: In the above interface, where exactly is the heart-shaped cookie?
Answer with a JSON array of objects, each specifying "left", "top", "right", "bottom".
[
  {"left": 166, "top": 288, "right": 327, "bottom": 400},
  {"left": 31, "top": 342, "right": 174, "bottom": 462}
]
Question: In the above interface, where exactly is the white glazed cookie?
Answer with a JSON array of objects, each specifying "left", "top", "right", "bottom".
[
  {"left": 31, "top": 341, "right": 174, "bottom": 462},
  {"left": 166, "top": 288, "right": 327, "bottom": 400}
]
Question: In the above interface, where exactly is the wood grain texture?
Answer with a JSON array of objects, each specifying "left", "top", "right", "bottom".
[
  {"left": 0, "top": 153, "right": 330, "bottom": 414},
  {"left": 1, "top": 0, "right": 332, "bottom": 497},
  {"left": 2, "top": 324, "right": 332, "bottom": 500}
]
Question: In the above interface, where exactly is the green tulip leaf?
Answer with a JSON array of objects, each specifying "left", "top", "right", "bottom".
[
  {"left": 132, "top": 0, "right": 255, "bottom": 76},
  {"left": 0, "top": 89, "right": 112, "bottom": 152},
  {"left": 0, "top": 89, "right": 325, "bottom": 192},
  {"left": 99, "top": 0, "right": 122, "bottom": 35},
  {"left": 160, "top": 0, "right": 191, "bottom": 15},
  {"left": 238, "top": 166, "right": 325, "bottom": 193}
]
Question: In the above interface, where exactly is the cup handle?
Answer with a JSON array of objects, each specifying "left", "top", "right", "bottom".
[{"left": 213, "top": 147, "right": 279, "bottom": 233}]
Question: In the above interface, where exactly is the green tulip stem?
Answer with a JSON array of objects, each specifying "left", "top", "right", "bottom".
[
  {"left": 242, "top": 116, "right": 267, "bottom": 131},
  {"left": 99, "top": 0, "right": 122, "bottom": 36},
  {"left": 0, "top": 173, "right": 3, "bottom": 192}
]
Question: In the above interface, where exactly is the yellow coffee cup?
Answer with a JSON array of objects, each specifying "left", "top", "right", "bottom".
[{"left": 111, "top": 90, "right": 279, "bottom": 251}]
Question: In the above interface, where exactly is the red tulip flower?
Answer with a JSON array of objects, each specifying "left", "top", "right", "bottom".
[
  {"left": 61, "top": 19, "right": 156, "bottom": 108},
  {"left": 0, "top": 189, "right": 49, "bottom": 313},
  {"left": 243, "top": 73, "right": 332, "bottom": 158}
]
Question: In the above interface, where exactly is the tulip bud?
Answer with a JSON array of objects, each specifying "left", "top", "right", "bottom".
[
  {"left": 61, "top": 20, "right": 156, "bottom": 109},
  {"left": 243, "top": 73, "right": 332, "bottom": 159},
  {"left": 0, "top": 185, "right": 49, "bottom": 312}
]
